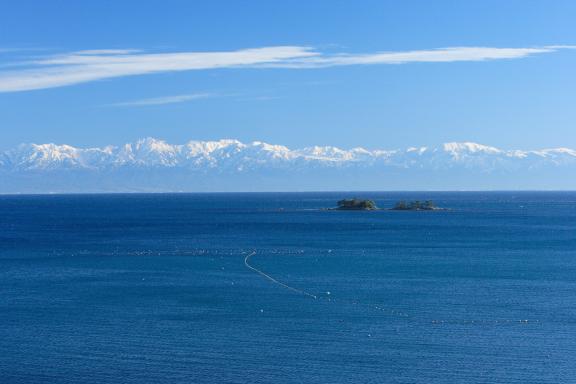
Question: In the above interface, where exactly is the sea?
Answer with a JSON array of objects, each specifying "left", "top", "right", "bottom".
[{"left": 1, "top": 192, "right": 575, "bottom": 383}]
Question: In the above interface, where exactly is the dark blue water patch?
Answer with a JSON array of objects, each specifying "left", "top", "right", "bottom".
[{"left": 1, "top": 192, "right": 576, "bottom": 383}]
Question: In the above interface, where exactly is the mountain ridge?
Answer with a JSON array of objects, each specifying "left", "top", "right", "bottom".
[
  {"left": 4, "top": 137, "right": 576, "bottom": 171},
  {"left": 1, "top": 138, "right": 576, "bottom": 192}
]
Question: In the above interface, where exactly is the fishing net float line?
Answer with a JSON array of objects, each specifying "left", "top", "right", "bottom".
[
  {"left": 243, "top": 250, "right": 539, "bottom": 326},
  {"left": 245, "top": 250, "right": 408, "bottom": 318},
  {"left": 244, "top": 251, "right": 318, "bottom": 299}
]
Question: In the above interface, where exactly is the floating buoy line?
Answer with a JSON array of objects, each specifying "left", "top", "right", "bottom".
[
  {"left": 245, "top": 250, "right": 409, "bottom": 318},
  {"left": 244, "top": 251, "right": 318, "bottom": 299},
  {"left": 243, "top": 249, "right": 540, "bottom": 326},
  {"left": 49, "top": 247, "right": 539, "bottom": 326}
]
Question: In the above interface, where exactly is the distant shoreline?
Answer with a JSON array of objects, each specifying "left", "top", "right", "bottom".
[{"left": 0, "top": 190, "right": 575, "bottom": 197}]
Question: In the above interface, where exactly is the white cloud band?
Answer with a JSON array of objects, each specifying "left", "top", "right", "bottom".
[
  {"left": 0, "top": 46, "right": 316, "bottom": 92},
  {"left": 109, "top": 93, "right": 214, "bottom": 107},
  {"left": 0, "top": 45, "right": 572, "bottom": 92}
]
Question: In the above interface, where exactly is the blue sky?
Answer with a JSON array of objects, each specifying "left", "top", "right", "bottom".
[{"left": 1, "top": 0, "right": 575, "bottom": 150}]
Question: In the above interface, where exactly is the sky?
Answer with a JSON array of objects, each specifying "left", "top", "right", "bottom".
[{"left": 1, "top": 0, "right": 575, "bottom": 151}]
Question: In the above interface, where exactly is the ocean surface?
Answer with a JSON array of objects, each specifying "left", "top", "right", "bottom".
[{"left": 1, "top": 192, "right": 576, "bottom": 383}]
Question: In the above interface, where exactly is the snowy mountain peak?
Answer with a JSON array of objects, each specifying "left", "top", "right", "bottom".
[
  {"left": 443, "top": 142, "right": 501, "bottom": 154},
  {"left": 2, "top": 138, "right": 576, "bottom": 192},
  {"left": 134, "top": 137, "right": 177, "bottom": 152}
]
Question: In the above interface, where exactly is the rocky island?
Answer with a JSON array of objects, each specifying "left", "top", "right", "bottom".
[
  {"left": 335, "top": 199, "right": 378, "bottom": 210},
  {"left": 390, "top": 200, "right": 443, "bottom": 211},
  {"left": 331, "top": 199, "right": 446, "bottom": 211}
]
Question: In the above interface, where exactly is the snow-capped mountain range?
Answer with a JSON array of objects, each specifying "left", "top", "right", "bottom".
[
  {"left": 1, "top": 138, "right": 575, "bottom": 192},
  {"left": 3, "top": 137, "right": 576, "bottom": 171}
]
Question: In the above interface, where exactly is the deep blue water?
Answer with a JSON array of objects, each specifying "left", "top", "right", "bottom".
[{"left": 1, "top": 192, "right": 576, "bottom": 383}]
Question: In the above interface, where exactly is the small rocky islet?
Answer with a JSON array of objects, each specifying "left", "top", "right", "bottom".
[{"left": 332, "top": 198, "right": 445, "bottom": 211}]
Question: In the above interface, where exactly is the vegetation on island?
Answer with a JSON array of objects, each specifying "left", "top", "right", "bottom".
[
  {"left": 332, "top": 199, "right": 444, "bottom": 211},
  {"left": 391, "top": 200, "right": 438, "bottom": 210},
  {"left": 336, "top": 199, "right": 378, "bottom": 210}
]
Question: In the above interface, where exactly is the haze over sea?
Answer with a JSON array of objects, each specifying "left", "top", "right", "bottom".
[{"left": 1, "top": 192, "right": 575, "bottom": 383}]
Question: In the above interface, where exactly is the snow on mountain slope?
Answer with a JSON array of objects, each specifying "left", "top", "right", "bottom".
[
  {"left": 2, "top": 138, "right": 576, "bottom": 192},
  {"left": 6, "top": 143, "right": 115, "bottom": 170},
  {"left": 2, "top": 138, "right": 576, "bottom": 172},
  {"left": 117, "top": 138, "right": 184, "bottom": 167}
]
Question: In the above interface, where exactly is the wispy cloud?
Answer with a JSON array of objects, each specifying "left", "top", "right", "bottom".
[
  {"left": 109, "top": 93, "right": 214, "bottom": 107},
  {"left": 73, "top": 49, "right": 142, "bottom": 56},
  {"left": 261, "top": 46, "right": 575, "bottom": 68},
  {"left": 0, "top": 46, "right": 316, "bottom": 93},
  {"left": 0, "top": 45, "right": 573, "bottom": 93}
]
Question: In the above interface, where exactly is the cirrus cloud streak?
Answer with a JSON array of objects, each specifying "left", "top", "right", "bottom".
[
  {"left": 108, "top": 93, "right": 215, "bottom": 107},
  {"left": 0, "top": 45, "right": 573, "bottom": 93}
]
